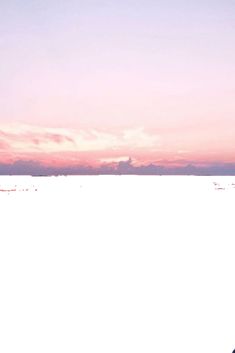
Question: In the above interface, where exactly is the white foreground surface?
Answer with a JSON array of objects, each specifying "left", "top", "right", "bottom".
[{"left": 0, "top": 176, "right": 234, "bottom": 353}]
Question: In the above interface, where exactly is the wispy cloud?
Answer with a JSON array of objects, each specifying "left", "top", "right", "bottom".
[
  {"left": 0, "top": 123, "right": 234, "bottom": 174},
  {"left": 0, "top": 140, "right": 10, "bottom": 150},
  {"left": 0, "top": 123, "right": 162, "bottom": 166}
]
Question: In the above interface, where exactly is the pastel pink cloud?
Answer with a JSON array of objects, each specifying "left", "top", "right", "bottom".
[{"left": 0, "top": 122, "right": 234, "bottom": 169}]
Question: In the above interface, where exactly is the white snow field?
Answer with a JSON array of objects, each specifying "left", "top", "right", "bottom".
[{"left": 0, "top": 175, "right": 234, "bottom": 353}]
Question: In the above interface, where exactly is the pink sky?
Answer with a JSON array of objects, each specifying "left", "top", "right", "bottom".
[{"left": 0, "top": 1, "right": 235, "bottom": 173}]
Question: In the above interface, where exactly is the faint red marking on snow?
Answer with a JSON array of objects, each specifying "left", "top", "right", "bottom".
[
  {"left": 0, "top": 187, "right": 37, "bottom": 192},
  {"left": 0, "top": 189, "right": 17, "bottom": 192}
]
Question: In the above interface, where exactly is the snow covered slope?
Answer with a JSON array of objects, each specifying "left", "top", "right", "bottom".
[{"left": 0, "top": 176, "right": 234, "bottom": 353}]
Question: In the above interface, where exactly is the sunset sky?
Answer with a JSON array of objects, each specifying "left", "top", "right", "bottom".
[{"left": 0, "top": 0, "right": 235, "bottom": 174}]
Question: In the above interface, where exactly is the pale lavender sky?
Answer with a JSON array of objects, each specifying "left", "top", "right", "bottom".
[{"left": 0, "top": 0, "right": 235, "bottom": 170}]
